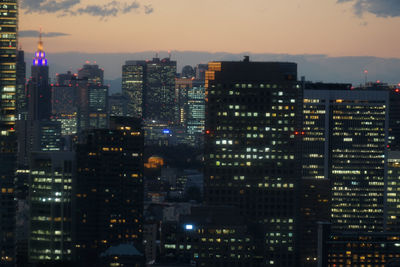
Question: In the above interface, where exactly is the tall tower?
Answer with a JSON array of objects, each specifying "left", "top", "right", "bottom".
[
  {"left": 28, "top": 32, "right": 51, "bottom": 121},
  {"left": 74, "top": 117, "right": 144, "bottom": 264},
  {"left": 0, "top": 1, "right": 18, "bottom": 266},
  {"left": 122, "top": 60, "right": 146, "bottom": 118},
  {"left": 204, "top": 58, "right": 301, "bottom": 266}
]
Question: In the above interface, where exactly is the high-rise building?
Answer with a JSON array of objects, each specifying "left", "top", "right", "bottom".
[
  {"left": 16, "top": 50, "right": 27, "bottom": 120},
  {"left": 27, "top": 34, "right": 51, "bottom": 121},
  {"left": 109, "top": 93, "right": 127, "bottom": 117},
  {"left": 122, "top": 61, "right": 146, "bottom": 118},
  {"left": 52, "top": 81, "right": 78, "bottom": 136},
  {"left": 175, "top": 77, "right": 192, "bottom": 125},
  {"left": 74, "top": 117, "right": 144, "bottom": 264},
  {"left": 28, "top": 152, "right": 74, "bottom": 263},
  {"left": 195, "top": 64, "right": 208, "bottom": 81},
  {"left": 0, "top": 1, "right": 18, "bottom": 266},
  {"left": 0, "top": 0, "right": 17, "bottom": 135},
  {"left": 303, "top": 85, "right": 388, "bottom": 232},
  {"left": 204, "top": 58, "right": 301, "bottom": 266},
  {"left": 56, "top": 71, "right": 75, "bottom": 86},
  {"left": 186, "top": 80, "right": 205, "bottom": 146},
  {"left": 122, "top": 58, "right": 176, "bottom": 123},
  {"left": 76, "top": 64, "right": 108, "bottom": 132},
  {"left": 386, "top": 151, "right": 400, "bottom": 232},
  {"left": 145, "top": 57, "right": 176, "bottom": 122},
  {"left": 78, "top": 63, "right": 104, "bottom": 85}
]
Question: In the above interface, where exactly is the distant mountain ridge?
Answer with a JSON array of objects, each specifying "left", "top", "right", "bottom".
[{"left": 24, "top": 51, "right": 400, "bottom": 93}]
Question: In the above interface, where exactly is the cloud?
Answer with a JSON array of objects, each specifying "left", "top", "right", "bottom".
[
  {"left": 21, "top": 0, "right": 80, "bottom": 14},
  {"left": 338, "top": 0, "right": 400, "bottom": 17},
  {"left": 21, "top": 0, "right": 151, "bottom": 17},
  {"left": 144, "top": 5, "right": 154, "bottom": 14},
  {"left": 19, "top": 30, "right": 70, "bottom": 38}
]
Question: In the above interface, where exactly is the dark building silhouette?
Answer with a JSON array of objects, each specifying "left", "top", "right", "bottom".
[
  {"left": 78, "top": 63, "right": 104, "bottom": 85},
  {"left": 204, "top": 58, "right": 301, "bottom": 266},
  {"left": 181, "top": 65, "right": 195, "bottom": 78},
  {"left": 16, "top": 50, "right": 27, "bottom": 120},
  {"left": 145, "top": 57, "right": 176, "bottom": 123},
  {"left": 160, "top": 206, "right": 257, "bottom": 266},
  {"left": 74, "top": 117, "right": 144, "bottom": 264}
]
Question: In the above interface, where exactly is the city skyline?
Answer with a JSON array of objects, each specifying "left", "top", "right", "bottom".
[{"left": 19, "top": 0, "right": 400, "bottom": 58}]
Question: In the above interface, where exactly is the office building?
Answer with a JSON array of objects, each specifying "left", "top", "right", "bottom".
[
  {"left": 0, "top": 1, "right": 18, "bottom": 265},
  {"left": 195, "top": 64, "right": 208, "bottom": 81},
  {"left": 145, "top": 57, "right": 176, "bottom": 122},
  {"left": 52, "top": 85, "right": 78, "bottom": 136},
  {"left": 204, "top": 58, "right": 301, "bottom": 266},
  {"left": 28, "top": 152, "right": 74, "bottom": 263},
  {"left": 303, "top": 85, "right": 388, "bottom": 232},
  {"left": 160, "top": 206, "right": 256, "bottom": 266},
  {"left": 74, "top": 117, "right": 144, "bottom": 264},
  {"left": 52, "top": 80, "right": 78, "bottom": 136},
  {"left": 109, "top": 93, "right": 127, "bottom": 117},
  {"left": 56, "top": 71, "right": 75, "bottom": 86},
  {"left": 78, "top": 63, "right": 104, "bottom": 85},
  {"left": 186, "top": 80, "right": 205, "bottom": 146},
  {"left": 386, "top": 151, "right": 400, "bottom": 232},
  {"left": 16, "top": 50, "right": 27, "bottom": 120},
  {"left": 175, "top": 77, "right": 192, "bottom": 125},
  {"left": 77, "top": 82, "right": 108, "bottom": 132},
  {"left": 318, "top": 224, "right": 400, "bottom": 267},
  {"left": 122, "top": 61, "right": 146, "bottom": 118}
]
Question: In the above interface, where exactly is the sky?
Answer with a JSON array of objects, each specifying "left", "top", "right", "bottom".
[{"left": 18, "top": 0, "right": 400, "bottom": 58}]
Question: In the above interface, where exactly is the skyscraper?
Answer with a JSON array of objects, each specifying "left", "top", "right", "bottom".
[
  {"left": 145, "top": 57, "right": 176, "bottom": 123},
  {"left": 27, "top": 34, "right": 51, "bottom": 121},
  {"left": 186, "top": 80, "right": 205, "bottom": 146},
  {"left": 0, "top": 0, "right": 17, "bottom": 135},
  {"left": 74, "top": 117, "right": 144, "bottom": 264},
  {"left": 76, "top": 64, "right": 108, "bottom": 132},
  {"left": 303, "top": 85, "right": 388, "bottom": 232},
  {"left": 78, "top": 63, "right": 104, "bottom": 85},
  {"left": 16, "top": 50, "right": 27, "bottom": 120},
  {"left": 122, "top": 61, "right": 146, "bottom": 118},
  {"left": 0, "top": 1, "right": 18, "bottom": 266},
  {"left": 28, "top": 152, "right": 74, "bottom": 263},
  {"left": 204, "top": 58, "right": 301, "bottom": 266}
]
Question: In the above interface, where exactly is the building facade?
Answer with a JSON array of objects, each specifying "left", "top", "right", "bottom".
[
  {"left": 74, "top": 117, "right": 144, "bottom": 264},
  {"left": 204, "top": 58, "right": 301, "bottom": 266},
  {"left": 28, "top": 152, "right": 74, "bottom": 263},
  {"left": 0, "top": 1, "right": 18, "bottom": 265}
]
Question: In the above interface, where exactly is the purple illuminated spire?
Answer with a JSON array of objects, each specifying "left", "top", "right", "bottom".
[{"left": 32, "top": 29, "right": 48, "bottom": 67}]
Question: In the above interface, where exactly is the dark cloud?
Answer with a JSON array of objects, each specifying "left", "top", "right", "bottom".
[
  {"left": 338, "top": 0, "right": 400, "bottom": 17},
  {"left": 144, "top": 5, "right": 154, "bottom": 14},
  {"left": 21, "top": 0, "right": 151, "bottom": 17},
  {"left": 21, "top": 0, "right": 80, "bottom": 14},
  {"left": 19, "top": 30, "right": 70, "bottom": 38}
]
